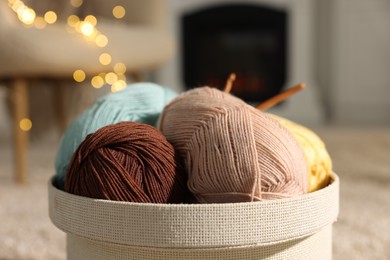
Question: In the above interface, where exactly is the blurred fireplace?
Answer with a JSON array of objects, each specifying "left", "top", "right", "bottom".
[
  {"left": 161, "top": 0, "right": 324, "bottom": 124},
  {"left": 182, "top": 4, "right": 287, "bottom": 103}
]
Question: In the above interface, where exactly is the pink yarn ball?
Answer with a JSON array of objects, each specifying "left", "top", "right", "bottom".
[{"left": 160, "top": 87, "right": 308, "bottom": 203}]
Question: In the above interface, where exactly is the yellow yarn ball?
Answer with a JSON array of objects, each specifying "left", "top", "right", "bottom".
[{"left": 268, "top": 114, "right": 332, "bottom": 192}]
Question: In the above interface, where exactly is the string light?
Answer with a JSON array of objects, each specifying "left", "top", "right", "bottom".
[
  {"left": 95, "top": 34, "right": 108, "bottom": 47},
  {"left": 105, "top": 72, "right": 118, "bottom": 85},
  {"left": 44, "top": 11, "right": 57, "bottom": 24},
  {"left": 9, "top": 0, "right": 128, "bottom": 88},
  {"left": 91, "top": 76, "right": 105, "bottom": 88},
  {"left": 73, "top": 70, "right": 86, "bottom": 82},
  {"left": 111, "top": 80, "right": 127, "bottom": 93},
  {"left": 80, "top": 21, "right": 94, "bottom": 36},
  {"left": 74, "top": 17, "right": 107, "bottom": 48},
  {"left": 70, "top": 0, "right": 83, "bottom": 8},
  {"left": 19, "top": 118, "right": 32, "bottom": 131},
  {"left": 17, "top": 6, "right": 36, "bottom": 25},
  {"left": 112, "top": 5, "right": 126, "bottom": 19},
  {"left": 8, "top": 0, "right": 59, "bottom": 28},
  {"left": 67, "top": 15, "right": 80, "bottom": 27},
  {"left": 34, "top": 16, "right": 47, "bottom": 29},
  {"left": 99, "top": 53, "right": 112, "bottom": 66},
  {"left": 9, "top": 0, "right": 23, "bottom": 11},
  {"left": 85, "top": 15, "right": 97, "bottom": 26},
  {"left": 114, "top": 62, "right": 126, "bottom": 75}
]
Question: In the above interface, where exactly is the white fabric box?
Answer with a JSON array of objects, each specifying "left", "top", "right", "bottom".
[{"left": 49, "top": 174, "right": 339, "bottom": 260}]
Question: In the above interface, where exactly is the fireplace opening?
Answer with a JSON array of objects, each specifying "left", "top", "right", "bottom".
[{"left": 182, "top": 4, "right": 288, "bottom": 103}]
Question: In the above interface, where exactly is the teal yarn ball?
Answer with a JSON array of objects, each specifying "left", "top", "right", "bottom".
[{"left": 54, "top": 82, "right": 177, "bottom": 188}]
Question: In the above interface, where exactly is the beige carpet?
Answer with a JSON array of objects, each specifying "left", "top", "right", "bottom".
[{"left": 1, "top": 126, "right": 389, "bottom": 259}]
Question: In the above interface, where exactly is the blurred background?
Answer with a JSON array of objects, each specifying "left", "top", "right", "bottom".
[{"left": 0, "top": 0, "right": 389, "bottom": 259}]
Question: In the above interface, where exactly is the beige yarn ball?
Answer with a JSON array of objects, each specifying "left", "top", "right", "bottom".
[{"left": 160, "top": 87, "right": 308, "bottom": 203}]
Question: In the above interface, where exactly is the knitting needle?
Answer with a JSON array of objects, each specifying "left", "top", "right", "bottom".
[
  {"left": 256, "top": 83, "right": 305, "bottom": 111},
  {"left": 223, "top": 73, "right": 236, "bottom": 93}
]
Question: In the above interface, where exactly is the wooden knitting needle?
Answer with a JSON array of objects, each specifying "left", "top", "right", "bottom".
[
  {"left": 223, "top": 73, "right": 236, "bottom": 93},
  {"left": 256, "top": 83, "right": 305, "bottom": 111}
]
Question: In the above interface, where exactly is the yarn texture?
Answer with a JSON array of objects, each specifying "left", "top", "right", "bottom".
[
  {"left": 55, "top": 83, "right": 177, "bottom": 188},
  {"left": 160, "top": 87, "right": 308, "bottom": 203},
  {"left": 65, "top": 121, "right": 189, "bottom": 203},
  {"left": 268, "top": 114, "right": 332, "bottom": 192}
]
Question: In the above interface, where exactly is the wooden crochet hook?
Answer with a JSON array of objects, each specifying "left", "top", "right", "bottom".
[
  {"left": 256, "top": 83, "right": 305, "bottom": 111},
  {"left": 223, "top": 73, "right": 236, "bottom": 93}
]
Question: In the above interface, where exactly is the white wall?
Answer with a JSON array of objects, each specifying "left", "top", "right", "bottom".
[{"left": 319, "top": 0, "right": 390, "bottom": 124}]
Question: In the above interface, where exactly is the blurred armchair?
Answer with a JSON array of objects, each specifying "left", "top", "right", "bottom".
[{"left": 0, "top": 0, "right": 175, "bottom": 183}]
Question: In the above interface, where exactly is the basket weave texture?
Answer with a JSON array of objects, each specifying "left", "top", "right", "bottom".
[{"left": 49, "top": 174, "right": 339, "bottom": 260}]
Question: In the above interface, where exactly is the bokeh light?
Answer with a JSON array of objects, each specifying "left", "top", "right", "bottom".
[
  {"left": 11, "top": 1, "right": 24, "bottom": 12},
  {"left": 80, "top": 21, "right": 94, "bottom": 36},
  {"left": 105, "top": 72, "right": 118, "bottom": 85},
  {"left": 67, "top": 15, "right": 80, "bottom": 27},
  {"left": 70, "top": 0, "right": 83, "bottom": 8},
  {"left": 91, "top": 76, "right": 105, "bottom": 88},
  {"left": 73, "top": 70, "right": 86, "bottom": 82},
  {"left": 44, "top": 11, "right": 57, "bottom": 24},
  {"left": 19, "top": 118, "right": 32, "bottom": 131},
  {"left": 8, "top": 0, "right": 128, "bottom": 91},
  {"left": 114, "top": 62, "right": 126, "bottom": 75},
  {"left": 95, "top": 34, "right": 108, "bottom": 47},
  {"left": 112, "top": 5, "right": 125, "bottom": 19},
  {"left": 18, "top": 7, "right": 36, "bottom": 25},
  {"left": 85, "top": 15, "right": 97, "bottom": 26},
  {"left": 34, "top": 16, "right": 46, "bottom": 29},
  {"left": 99, "top": 53, "right": 112, "bottom": 66},
  {"left": 111, "top": 80, "right": 127, "bottom": 93}
]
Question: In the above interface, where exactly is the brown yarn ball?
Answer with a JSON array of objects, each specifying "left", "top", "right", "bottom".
[{"left": 64, "top": 121, "right": 189, "bottom": 203}]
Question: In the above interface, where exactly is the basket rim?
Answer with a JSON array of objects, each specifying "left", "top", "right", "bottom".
[
  {"left": 49, "top": 174, "right": 339, "bottom": 248},
  {"left": 49, "top": 174, "right": 337, "bottom": 207}
]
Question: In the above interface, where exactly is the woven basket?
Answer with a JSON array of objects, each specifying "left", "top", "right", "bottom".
[{"left": 49, "top": 174, "right": 339, "bottom": 260}]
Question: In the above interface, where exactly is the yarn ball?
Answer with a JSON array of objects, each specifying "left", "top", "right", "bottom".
[
  {"left": 160, "top": 87, "right": 308, "bottom": 203},
  {"left": 268, "top": 114, "right": 332, "bottom": 192},
  {"left": 55, "top": 82, "right": 177, "bottom": 188},
  {"left": 65, "top": 121, "right": 189, "bottom": 203}
]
